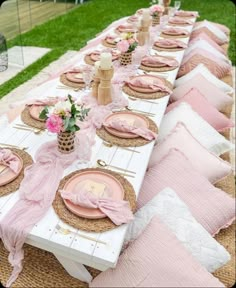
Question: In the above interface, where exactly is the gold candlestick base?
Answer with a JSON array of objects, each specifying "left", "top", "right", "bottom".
[
  {"left": 92, "top": 76, "right": 100, "bottom": 99},
  {"left": 97, "top": 67, "right": 114, "bottom": 105},
  {"left": 137, "top": 19, "right": 151, "bottom": 46}
]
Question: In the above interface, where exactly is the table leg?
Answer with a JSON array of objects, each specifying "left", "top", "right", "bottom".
[{"left": 54, "top": 254, "right": 93, "bottom": 283}]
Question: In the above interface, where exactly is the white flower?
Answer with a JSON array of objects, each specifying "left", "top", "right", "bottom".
[{"left": 54, "top": 100, "right": 72, "bottom": 114}]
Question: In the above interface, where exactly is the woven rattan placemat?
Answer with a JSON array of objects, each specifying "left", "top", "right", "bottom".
[
  {"left": 140, "top": 62, "right": 178, "bottom": 73},
  {"left": 0, "top": 148, "right": 33, "bottom": 197},
  {"left": 60, "top": 73, "right": 86, "bottom": 89},
  {"left": 53, "top": 168, "right": 136, "bottom": 233},
  {"left": 123, "top": 78, "right": 172, "bottom": 100},
  {"left": 96, "top": 112, "right": 158, "bottom": 147},
  {"left": 21, "top": 106, "right": 46, "bottom": 130},
  {"left": 160, "top": 32, "right": 189, "bottom": 38},
  {"left": 153, "top": 44, "right": 185, "bottom": 52},
  {"left": 84, "top": 55, "right": 96, "bottom": 66}
]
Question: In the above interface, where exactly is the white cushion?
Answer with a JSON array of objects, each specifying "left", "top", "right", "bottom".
[
  {"left": 185, "top": 40, "right": 230, "bottom": 63},
  {"left": 193, "top": 20, "right": 228, "bottom": 42},
  {"left": 158, "top": 102, "right": 233, "bottom": 155},
  {"left": 125, "top": 187, "right": 230, "bottom": 273},
  {"left": 174, "top": 64, "right": 234, "bottom": 94}
]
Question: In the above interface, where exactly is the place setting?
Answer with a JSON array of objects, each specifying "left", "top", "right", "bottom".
[
  {"left": 0, "top": 147, "right": 33, "bottom": 197},
  {"left": 139, "top": 54, "right": 179, "bottom": 72},
  {"left": 114, "top": 23, "right": 136, "bottom": 34},
  {"left": 84, "top": 49, "right": 120, "bottom": 66},
  {"left": 53, "top": 167, "right": 137, "bottom": 233},
  {"left": 96, "top": 110, "right": 158, "bottom": 148},
  {"left": 122, "top": 74, "right": 173, "bottom": 99},
  {"left": 19, "top": 98, "right": 59, "bottom": 131},
  {"left": 168, "top": 16, "right": 194, "bottom": 26},
  {"left": 153, "top": 38, "right": 187, "bottom": 52},
  {"left": 160, "top": 27, "right": 190, "bottom": 38},
  {"left": 102, "top": 35, "right": 122, "bottom": 48},
  {"left": 174, "top": 10, "right": 199, "bottom": 18}
]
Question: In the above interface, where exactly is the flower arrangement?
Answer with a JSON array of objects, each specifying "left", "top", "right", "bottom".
[
  {"left": 150, "top": 4, "right": 164, "bottom": 16},
  {"left": 39, "top": 95, "right": 90, "bottom": 134},
  {"left": 116, "top": 32, "right": 138, "bottom": 54}
]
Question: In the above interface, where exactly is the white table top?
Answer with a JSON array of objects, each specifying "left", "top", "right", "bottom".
[{"left": 0, "top": 15, "right": 195, "bottom": 272}]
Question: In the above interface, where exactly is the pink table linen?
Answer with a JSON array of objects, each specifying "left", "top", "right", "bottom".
[
  {"left": 0, "top": 149, "right": 20, "bottom": 173},
  {"left": 154, "top": 39, "right": 187, "bottom": 49},
  {"left": 141, "top": 56, "right": 178, "bottom": 67}
]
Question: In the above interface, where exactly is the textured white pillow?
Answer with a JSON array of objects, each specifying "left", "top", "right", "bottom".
[
  {"left": 158, "top": 102, "right": 233, "bottom": 155},
  {"left": 184, "top": 40, "right": 230, "bottom": 63},
  {"left": 125, "top": 187, "right": 230, "bottom": 273},
  {"left": 193, "top": 20, "right": 228, "bottom": 42},
  {"left": 174, "top": 64, "right": 234, "bottom": 94}
]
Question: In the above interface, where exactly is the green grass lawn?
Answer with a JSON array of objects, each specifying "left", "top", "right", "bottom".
[{"left": 0, "top": 0, "right": 235, "bottom": 99}]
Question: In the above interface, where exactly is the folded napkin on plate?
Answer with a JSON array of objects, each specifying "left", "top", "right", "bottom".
[
  {"left": 169, "top": 17, "right": 193, "bottom": 25},
  {"left": 155, "top": 39, "right": 187, "bottom": 48},
  {"left": 141, "top": 56, "right": 178, "bottom": 68},
  {"left": 87, "top": 50, "right": 119, "bottom": 61},
  {"left": 103, "top": 119, "right": 157, "bottom": 140},
  {"left": 163, "top": 27, "right": 189, "bottom": 35},
  {"left": 105, "top": 35, "right": 120, "bottom": 44},
  {"left": 127, "top": 77, "right": 172, "bottom": 94},
  {"left": 117, "top": 24, "right": 135, "bottom": 33},
  {"left": 26, "top": 98, "right": 58, "bottom": 106},
  {"left": 128, "top": 15, "right": 139, "bottom": 22},
  {"left": 175, "top": 10, "right": 199, "bottom": 17},
  {"left": 60, "top": 188, "right": 134, "bottom": 225},
  {"left": 0, "top": 149, "right": 20, "bottom": 173}
]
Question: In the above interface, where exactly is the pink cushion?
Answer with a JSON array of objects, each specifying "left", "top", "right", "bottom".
[
  {"left": 178, "top": 48, "right": 231, "bottom": 79},
  {"left": 166, "top": 87, "right": 234, "bottom": 131},
  {"left": 171, "top": 74, "right": 233, "bottom": 111},
  {"left": 138, "top": 149, "right": 235, "bottom": 235},
  {"left": 90, "top": 216, "right": 224, "bottom": 288},
  {"left": 189, "top": 32, "right": 226, "bottom": 55},
  {"left": 148, "top": 122, "right": 232, "bottom": 183},
  {"left": 194, "top": 21, "right": 230, "bottom": 36},
  {"left": 190, "top": 27, "right": 227, "bottom": 45}
]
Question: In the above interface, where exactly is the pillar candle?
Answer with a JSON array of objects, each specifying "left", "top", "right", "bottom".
[
  {"left": 100, "top": 52, "right": 112, "bottom": 70},
  {"left": 94, "top": 61, "right": 100, "bottom": 76}
]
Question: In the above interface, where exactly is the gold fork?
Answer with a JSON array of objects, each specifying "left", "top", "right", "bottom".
[{"left": 0, "top": 143, "right": 28, "bottom": 150}]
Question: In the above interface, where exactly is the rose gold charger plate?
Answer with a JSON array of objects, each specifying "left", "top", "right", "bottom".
[
  {"left": 103, "top": 112, "right": 149, "bottom": 139},
  {"left": 29, "top": 105, "right": 46, "bottom": 122},
  {"left": 65, "top": 71, "right": 84, "bottom": 84},
  {"left": 62, "top": 170, "right": 125, "bottom": 219},
  {"left": 0, "top": 153, "right": 23, "bottom": 187}
]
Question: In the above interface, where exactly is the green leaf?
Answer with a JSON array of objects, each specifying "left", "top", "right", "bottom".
[
  {"left": 64, "top": 117, "right": 70, "bottom": 130},
  {"left": 39, "top": 106, "right": 49, "bottom": 119},
  {"left": 68, "top": 94, "right": 73, "bottom": 104}
]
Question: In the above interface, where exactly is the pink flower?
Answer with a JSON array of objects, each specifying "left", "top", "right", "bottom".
[
  {"left": 150, "top": 5, "right": 164, "bottom": 15},
  {"left": 117, "top": 40, "right": 130, "bottom": 53},
  {"left": 128, "top": 38, "right": 135, "bottom": 45},
  {"left": 46, "top": 114, "right": 63, "bottom": 133}
]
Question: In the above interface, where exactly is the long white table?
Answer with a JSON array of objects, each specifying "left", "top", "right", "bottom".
[{"left": 0, "top": 13, "right": 195, "bottom": 283}]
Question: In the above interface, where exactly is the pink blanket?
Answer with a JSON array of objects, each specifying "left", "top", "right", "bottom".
[
  {"left": 103, "top": 119, "right": 157, "bottom": 140},
  {"left": 60, "top": 188, "right": 134, "bottom": 225},
  {"left": 0, "top": 149, "right": 20, "bottom": 173}
]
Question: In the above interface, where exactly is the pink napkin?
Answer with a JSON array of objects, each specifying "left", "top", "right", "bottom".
[
  {"left": 127, "top": 76, "right": 172, "bottom": 94},
  {"left": 60, "top": 188, "right": 134, "bottom": 225},
  {"left": 141, "top": 56, "right": 178, "bottom": 67},
  {"left": 117, "top": 24, "right": 135, "bottom": 33},
  {"left": 0, "top": 149, "right": 20, "bottom": 173},
  {"left": 87, "top": 50, "right": 119, "bottom": 61},
  {"left": 163, "top": 27, "right": 189, "bottom": 35},
  {"left": 175, "top": 10, "right": 199, "bottom": 17},
  {"left": 169, "top": 17, "right": 193, "bottom": 25},
  {"left": 155, "top": 39, "right": 187, "bottom": 48},
  {"left": 128, "top": 15, "right": 139, "bottom": 22},
  {"left": 103, "top": 119, "right": 157, "bottom": 140},
  {"left": 25, "top": 98, "right": 59, "bottom": 107}
]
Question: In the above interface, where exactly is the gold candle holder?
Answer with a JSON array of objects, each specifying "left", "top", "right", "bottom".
[
  {"left": 137, "top": 19, "right": 151, "bottom": 46},
  {"left": 97, "top": 66, "right": 114, "bottom": 105},
  {"left": 163, "top": 0, "right": 171, "bottom": 15}
]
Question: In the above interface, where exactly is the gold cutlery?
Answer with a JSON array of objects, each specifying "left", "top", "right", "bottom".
[
  {"left": 13, "top": 125, "right": 42, "bottom": 135},
  {"left": 125, "top": 106, "right": 155, "bottom": 117},
  {"left": 56, "top": 85, "right": 80, "bottom": 92},
  {"left": 97, "top": 159, "right": 136, "bottom": 175},
  {"left": 0, "top": 143, "right": 28, "bottom": 150},
  {"left": 56, "top": 224, "right": 107, "bottom": 245},
  {"left": 128, "top": 96, "right": 159, "bottom": 105},
  {"left": 0, "top": 165, "right": 7, "bottom": 175},
  {"left": 103, "top": 141, "right": 140, "bottom": 153},
  {"left": 15, "top": 123, "right": 44, "bottom": 130}
]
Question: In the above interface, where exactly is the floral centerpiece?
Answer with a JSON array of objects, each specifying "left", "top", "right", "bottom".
[
  {"left": 116, "top": 32, "right": 138, "bottom": 65},
  {"left": 39, "top": 95, "right": 89, "bottom": 153},
  {"left": 150, "top": 4, "right": 164, "bottom": 25}
]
